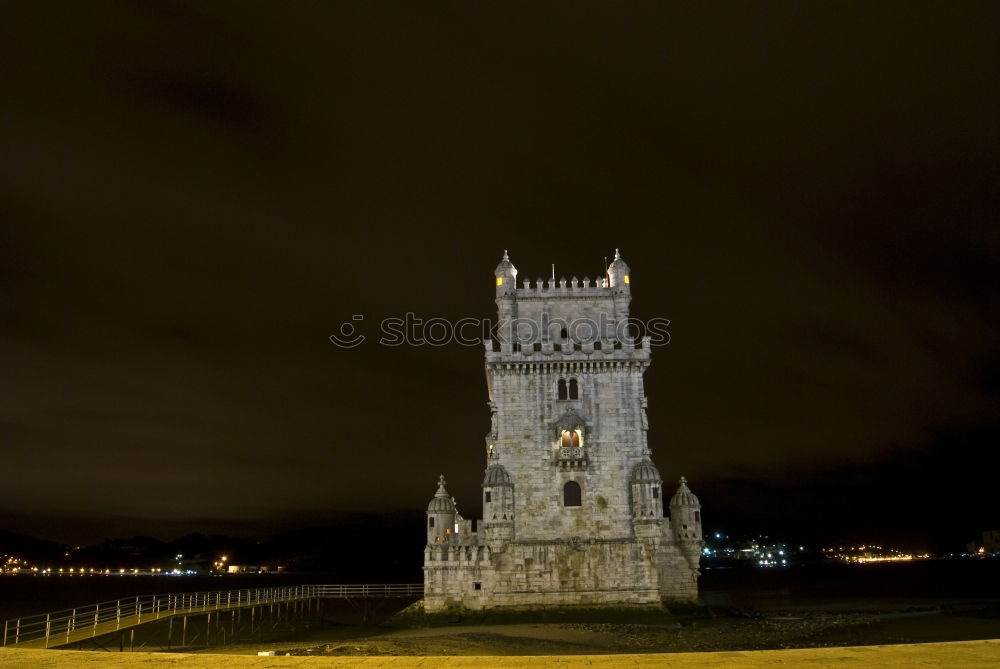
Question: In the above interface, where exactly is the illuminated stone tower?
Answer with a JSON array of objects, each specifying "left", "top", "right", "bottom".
[{"left": 423, "top": 250, "right": 702, "bottom": 611}]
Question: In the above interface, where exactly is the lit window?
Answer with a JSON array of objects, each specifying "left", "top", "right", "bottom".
[
  {"left": 496, "top": 277, "right": 503, "bottom": 286},
  {"left": 560, "top": 429, "right": 581, "bottom": 449},
  {"left": 624, "top": 274, "right": 630, "bottom": 284}
]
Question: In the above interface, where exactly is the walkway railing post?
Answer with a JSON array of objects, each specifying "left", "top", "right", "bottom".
[
  {"left": 3, "top": 619, "right": 7, "bottom": 647},
  {"left": 44, "top": 614, "right": 50, "bottom": 649},
  {"left": 94, "top": 605, "right": 99, "bottom": 636},
  {"left": 136, "top": 596, "right": 141, "bottom": 623},
  {"left": 116, "top": 600, "right": 121, "bottom": 630},
  {"left": 66, "top": 609, "right": 74, "bottom": 643}
]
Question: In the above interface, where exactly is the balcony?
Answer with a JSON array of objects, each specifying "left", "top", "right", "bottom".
[{"left": 556, "top": 447, "right": 587, "bottom": 470}]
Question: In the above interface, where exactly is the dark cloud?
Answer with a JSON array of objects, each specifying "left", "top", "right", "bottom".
[{"left": 1, "top": 2, "right": 998, "bottom": 547}]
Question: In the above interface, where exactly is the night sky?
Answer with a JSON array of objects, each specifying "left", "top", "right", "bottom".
[{"left": 2, "top": 2, "right": 998, "bottom": 550}]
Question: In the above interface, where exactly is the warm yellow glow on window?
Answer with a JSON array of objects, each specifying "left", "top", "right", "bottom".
[
  {"left": 560, "top": 429, "right": 582, "bottom": 448},
  {"left": 624, "top": 274, "right": 630, "bottom": 284},
  {"left": 496, "top": 277, "right": 503, "bottom": 286}
]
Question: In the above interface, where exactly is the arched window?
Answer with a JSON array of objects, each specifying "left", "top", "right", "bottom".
[
  {"left": 560, "top": 327, "right": 568, "bottom": 339},
  {"left": 694, "top": 511, "right": 700, "bottom": 522},
  {"left": 568, "top": 378, "right": 579, "bottom": 400},
  {"left": 560, "top": 429, "right": 581, "bottom": 449},
  {"left": 557, "top": 379, "right": 568, "bottom": 400},
  {"left": 563, "top": 480, "right": 582, "bottom": 507}
]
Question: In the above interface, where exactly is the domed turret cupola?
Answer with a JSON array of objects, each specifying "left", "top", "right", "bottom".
[
  {"left": 669, "top": 476, "right": 703, "bottom": 570},
  {"left": 483, "top": 463, "right": 513, "bottom": 487},
  {"left": 606, "top": 248, "right": 631, "bottom": 295},
  {"left": 630, "top": 454, "right": 664, "bottom": 520},
  {"left": 494, "top": 250, "right": 518, "bottom": 297},
  {"left": 427, "top": 475, "right": 457, "bottom": 544},
  {"left": 482, "top": 464, "right": 514, "bottom": 526}
]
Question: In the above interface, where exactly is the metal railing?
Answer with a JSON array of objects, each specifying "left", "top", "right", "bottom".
[{"left": 1, "top": 583, "right": 422, "bottom": 648}]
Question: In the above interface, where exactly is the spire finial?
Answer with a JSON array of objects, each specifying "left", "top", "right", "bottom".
[
  {"left": 502, "top": 249, "right": 509, "bottom": 261},
  {"left": 614, "top": 248, "right": 621, "bottom": 260},
  {"left": 679, "top": 475, "right": 688, "bottom": 487},
  {"left": 435, "top": 475, "right": 449, "bottom": 497}
]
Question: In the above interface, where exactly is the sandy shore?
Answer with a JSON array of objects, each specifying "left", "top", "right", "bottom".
[{"left": 2, "top": 639, "right": 999, "bottom": 668}]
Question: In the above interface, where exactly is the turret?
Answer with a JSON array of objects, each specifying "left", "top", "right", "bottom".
[
  {"left": 669, "top": 476, "right": 703, "bottom": 570},
  {"left": 482, "top": 463, "right": 514, "bottom": 527},
  {"left": 630, "top": 454, "right": 664, "bottom": 520},
  {"left": 426, "top": 475, "right": 456, "bottom": 545},
  {"left": 482, "top": 463, "right": 515, "bottom": 545},
  {"left": 493, "top": 251, "right": 518, "bottom": 351},
  {"left": 494, "top": 250, "right": 518, "bottom": 298},
  {"left": 606, "top": 248, "right": 631, "bottom": 296}
]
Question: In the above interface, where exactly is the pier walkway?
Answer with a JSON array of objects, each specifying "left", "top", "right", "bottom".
[{"left": 1, "top": 584, "right": 422, "bottom": 649}]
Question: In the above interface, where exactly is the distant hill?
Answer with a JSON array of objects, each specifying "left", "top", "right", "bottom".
[{"left": 0, "top": 530, "right": 65, "bottom": 562}]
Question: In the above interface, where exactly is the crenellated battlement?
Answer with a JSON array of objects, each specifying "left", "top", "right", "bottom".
[
  {"left": 484, "top": 336, "right": 651, "bottom": 365},
  {"left": 511, "top": 275, "right": 611, "bottom": 297},
  {"left": 424, "top": 543, "right": 491, "bottom": 565}
]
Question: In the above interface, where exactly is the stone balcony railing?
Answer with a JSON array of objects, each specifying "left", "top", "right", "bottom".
[{"left": 556, "top": 447, "right": 587, "bottom": 470}]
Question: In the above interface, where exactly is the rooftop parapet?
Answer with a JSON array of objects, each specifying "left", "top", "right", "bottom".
[
  {"left": 492, "top": 250, "right": 633, "bottom": 299},
  {"left": 511, "top": 275, "right": 611, "bottom": 298}
]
